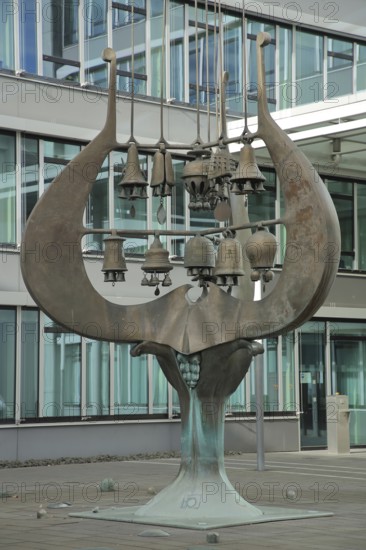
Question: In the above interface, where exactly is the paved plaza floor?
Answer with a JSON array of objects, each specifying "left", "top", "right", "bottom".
[{"left": 0, "top": 450, "right": 365, "bottom": 549}]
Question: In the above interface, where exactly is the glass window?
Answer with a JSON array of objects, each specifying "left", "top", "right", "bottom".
[
  {"left": 227, "top": 379, "right": 246, "bottom": 414},
  {"left": 85, "top": 156, "right": 109, "bottom": 251},
  {"left": 296, "top": 30, "right": 323, "bottom": 105},
  {"left": 0, "top": 132, "right": 16, "bottom": 244},
  {"left": 0, "top": 308, "right": 16, "bottom": 421},
  {"left": 330, "top": 321, "right": 366, "bottom": 445},
  {"left": 279, "top": 26, "right": 293, "bottom": 109},
  {"left": 114, "top": 343, "right": 148, "bottom": 414},
  {"left": 19, "top": 0, "right": 38, "bottom": 73},
  {"left": 0, "top": 2, "right": 14, "bottom": 69},
  {"left": 43, "top": 319, "right": 81, "bottom": 417},
  {"left": 188, "top": 4, "right": 217, "bottom": 107},
  {"left": 249, "top": 337, "right": 279, "bottom": 413},
  {"left": 327, "top": 38, "right": 353, "bottom": 98},
  {"left": 113, "top": 3, "right": 147, "bottom": 95},
  {"left": 21, "top": 135, "right": 39, "bottom": 233},
  {"left": 21, "top": 309, "right": 39, "bottom": 419},
  {"left": 113, "top": 150, "right": 147, "bottom": 255},
  {"left": 299, "top": 321, "right": 326, "bottom": 447},
  {"left": 150, "top": 1, "right": 166, "bottom": 99},
  {"left": 223, "top": 11, "right": 242, "bottom": 113},
  {"left": 152, "top": 357, "right": 168, "bottom": 413},
  {"left": 170, "top": 1, "right": 185, "bottom": 102},
  {"left": 86, "top": 340, "right": 110, "bottom": 416},
  {"left": 85, "top": 0, "right": 108, "bottom": 87},
  {"left": 326, "top": 179, "right": 354, "bottom": 269},
  {"left": 357, "top": 182, "right": 366, "bottom": 270},
  {"left": 282, "top": 332, "right": 296, "bottom": 412},
  {"left": 171, "top": 158, "right": 186, "bottom": 257},
  {"left": 43, "top": 139, "right": 81, "bottom": 190},
  {"left": 247, "top": 168, "right": 276, "bottom": 234},
  {"left": 247, "top": 20, "right": 276, "bottom": 116},
  {"left": 42, "top": 0, "right": 80, "bottom": 82},
  {"left": 356, "top": 44, "right": 366, "bottom": 92}
]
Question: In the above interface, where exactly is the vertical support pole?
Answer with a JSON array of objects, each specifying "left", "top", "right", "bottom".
[
  {"left": 255, "top": 349, "right": 265, "bottom": 471},
  {"left": 254, "top": 280, "right": 265, "bottom": 471}
]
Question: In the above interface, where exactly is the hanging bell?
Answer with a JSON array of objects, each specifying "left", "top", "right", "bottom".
[
  {"left": 182, "top": 157, "right": 210, "bottom": 211},
  {"left": 150, "top": 149, "right": 175, "bottom": 197},
  {"left": 118, "top": 143, "right": 148, "bottom": 200},
  {"left": 207, "top": 148, "right": 234, "bottom": 182},
  {"left": 141, "top": 235, "right": 173, "bottom": 290},
  {"left": 245, "top": 226, "right": 277, "bottom": 283},
  {"left": 102, "top": 234, "right": 127, "bottom": 283},
  {"left": 230, "top": 143, "right": 266, "bottom": 194},
  {"left": 184, "top": 235, "right": 215, "bottom": 282},
  {"left": 214, "top": 237, "right": 245, "bottom": 288}
]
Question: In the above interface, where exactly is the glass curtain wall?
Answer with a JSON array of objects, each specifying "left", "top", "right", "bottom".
[
  {"left": 43, "top": 318, "right": 81, "bottom": 417},
  {"left": 330, "top": 322, "right": 366, "bottom": 446},
  {"left": 86, "top": 339, "right": 110, "bottom": 416},
  {"left": 298, "top": 321, "right": 326, "bottom": 447},
  {"left": 114, "top": 343, "right": 148, "bottom": 414},
  {"left": 0, "top": 308, "right": 16, "bottom": 420},
  {"left": 20, "top": 309, "right": 39, "bottom": 419},
  {"left": 170, "top": 0, "right": 185, "bottom": 102},
  {"left": 0, "top": 133, "right": 16, "bottom": 245},
  {"left": 42, "top": 0, "right": 80, "bottom": 81},
  {"left": 21, "top": 135, "right": 39, "bottom": 233},
  {"left": 296, "top": 30, "right": 323, "bottom": 105},
  {"left": 0, "top": 3, "right": 14, "bottom": 69},
  {"left": 357, "top": 183, "right": 366, "bottom": 271}
]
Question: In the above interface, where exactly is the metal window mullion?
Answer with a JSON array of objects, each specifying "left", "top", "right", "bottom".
[
  {"left": 291, "top": 25, "right": 296, "bottom": 105},
  {"left": 39, "top": 139, "right": 45, "bottom": 196},
  {"left": 275, "top": 171, "right": 281, "bottom": 265},
  {"left": 109, "top": 342, "right": 115, "bottom": 415},
  {"left": 183, "top": 3, "right": 190, "bottom": 103},
  {"left": 38, "top": 310, "right": 45, "bottom": 418},
  {"left": 277, "top": 334, "right": 283, "bottom": 411},
  {"left": 13, "top": 1, "right": 20, "bottom": 72},
  {"left": 15, "top": 132, "right": 22, "bottom": 246},
  {"left": 275, "top": 24, "right": 280, "bottom": 110},
  {"left": 148, "top": 354, "right": 154, "bottom": 415},
  {"left": 323, "top": 35, "right": 327, "bottom": 101},
  {"left": 81, "top": 337, "right": 87, "bottom": 417},
  {"left": 145, "top": 0, "right": 152, "bottom": 96},
  {"left": 79, "top": 0, "right": 86, "bottom": 83},
  {"left": 325, "top": 321, "right": 332, "bottom": 397},
  {"left": 168, "top": 381, "right": 173, "bottom": 419},
  {"left": 294, "top": 327, "right": 301, "bottom": 449},
  {"left": 354, "top": 182, "right": 358, "bottom": 270},
  {"left": 36, "top": 1, "right": 43, "bottom": 75},
  {"left": 15, "top": 307, "right": 22, "bottom": 424},
  {"left": 165, "top": 0, "right": 171, "bottom": 101}
]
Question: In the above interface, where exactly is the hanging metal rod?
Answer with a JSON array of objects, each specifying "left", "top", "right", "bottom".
[{"left": 83, "top": 217, "right": 283, "bottom": 239}]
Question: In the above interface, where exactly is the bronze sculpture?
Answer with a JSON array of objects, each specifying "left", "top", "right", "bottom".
[{"left": 21, "top": 34, "right": 340, "bottom": 528}]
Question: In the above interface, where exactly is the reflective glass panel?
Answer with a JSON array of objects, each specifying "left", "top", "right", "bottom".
[
  {"left": 43, "top": 318, "right": 81, "bottom": 417},
  {"left": 86, "top": 340, "right": 110, "bottom": 416},
  {"left": 0, "top": 308, "right": 16, "bottom": 421},
  {"left": 21, "top": 135, "right": 39, "bottom": 233},
  {"left": 296, "top": 31, "right": 323, "bottom": 105},
  {"left": 114, "top": 343, "right": 148, "bottom": 414},
  {"left": 327, "top": 38, "right": 353, "bottom": 98},
  {"left": 0, "top": 132, "right": 16, "bottom": 244},
  {"left": 170, "top": 1, "right": 185, "bottom": 102},
  {"left": 357, "top": 182, "right": 366, "bottom": 270},
  {"left": 356, "top": 44, "right": 366, "bottom": 92},
  {"left": 0, "top": 3, "right": 14, "bottom": 69},
  {"left": 152, "top": 357, "right": 168, "bottom": 413},
  {"left": 19, "top": 0, "right": 38, "bottom": 73},
  {"left": 21, "top": 309, "right": 39, "bottom": 419}
]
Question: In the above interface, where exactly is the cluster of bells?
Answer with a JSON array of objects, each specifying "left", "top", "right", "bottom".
[
  {"left": 117, "top": 141, "right": 265, "bottom": 208},
  {"left": 102, "top": 227, "right": 277, "bottom": 294}
]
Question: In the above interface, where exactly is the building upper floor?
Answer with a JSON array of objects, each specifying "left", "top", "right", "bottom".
[{"left": 1, "top": 0, "right": 366, "bottom": 116}]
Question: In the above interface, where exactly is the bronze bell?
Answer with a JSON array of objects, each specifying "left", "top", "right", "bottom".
[
  {"left": 150, "top": 150, "right": 175, "bottom": 197},
  {"left": 182, "top": 157, "right": 210, "bottom": 211},
  {"left": 207, "top": 148, "right": 234, "bottom": 181},
  {"left": 102, "top": 234, "right": 127, "bottom": 283},
  {"left": 118, "top": 143, "right": 148, "bottom": 200},
  {"left": 141, "top": 235, "right": 173, "bottom": 289},
  {"left": 245, "top": 226, "right": 277, "bottom": 284},
  {"left": 184, "top": 235, "right": 215, "bottom": 279},
  {"left": 214, "top": 237, "right": 245, "bottom": 288},
  {"left": 230, "top": 143, "right": 266, "bottom": 194}
]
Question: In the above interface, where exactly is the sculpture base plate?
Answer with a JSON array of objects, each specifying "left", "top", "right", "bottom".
[{"left": 70, "top": 506, "right": 333, "bottom": 530}]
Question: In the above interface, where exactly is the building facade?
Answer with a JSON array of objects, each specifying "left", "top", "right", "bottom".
[{"left": 1, "top": 0, "right": 366, "bottom": 460}]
